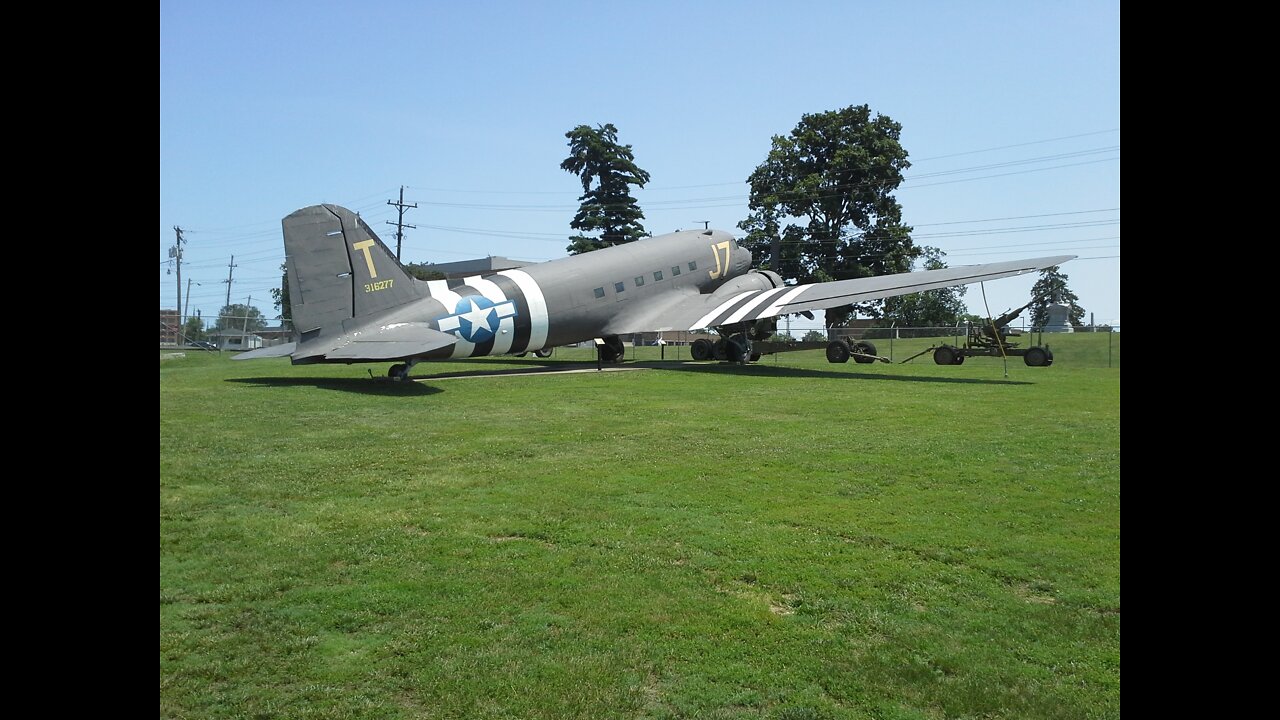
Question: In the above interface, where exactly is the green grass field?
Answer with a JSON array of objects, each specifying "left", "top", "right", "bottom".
[{"left": 160, "top": 335, "right": 1120, "bottom": 719}]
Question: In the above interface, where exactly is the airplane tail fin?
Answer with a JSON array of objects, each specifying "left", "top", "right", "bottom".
[{"left": 283, "top": 204, "right": 424, "bottom": 336}]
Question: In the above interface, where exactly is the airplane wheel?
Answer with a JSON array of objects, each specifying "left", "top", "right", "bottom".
[
  {"left": 388, "top": 363, "right": 408, "bottom": 380},
  {"left": 952, "top": 353, "right": 965, "bottom": 365},
  {"left": 852, "top": 340, "right": 877, "bottom": 364},
  {"left": 726, "top": 334, "right": 750, "bottom": 363},
  {"left": 601, "top": 336, "right": 625, "bottom": 363},
  {"left": 690, "top": 338, "right": 714, "bottom": 361},
  {"left": 534, "top": 348, "right": 553, "bottom": 358},
  {"left": 1024, "top": 347, "right": 1048, "bottom": 367},
  {"left": 749, "top": 352, "right": 761, "bottom": 362},
  {"left": 826, "top": 341, "right": 850, "bottom": 363},
  {"left": 713, "top": 339, "right": 729, "bottom": 361},
  {"left": 933, "top": 346, "right": 956, "bottom": 365}
]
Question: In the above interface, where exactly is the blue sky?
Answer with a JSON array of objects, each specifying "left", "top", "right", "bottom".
[{"left": 160, "top": 1, "right": 1120, "bottom": 330}]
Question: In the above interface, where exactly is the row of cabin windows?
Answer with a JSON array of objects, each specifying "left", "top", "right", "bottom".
[{"left": 593, "top": 261, "right": 697, "bottom": 299}]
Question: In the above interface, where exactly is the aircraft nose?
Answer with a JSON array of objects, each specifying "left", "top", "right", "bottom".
[{"left": 733, "top": 243, "right": 753, "bottom": 272}]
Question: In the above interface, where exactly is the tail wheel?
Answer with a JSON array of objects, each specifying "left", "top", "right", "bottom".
[
  {"left": 933, "top": 346, "right": 956, "bottom": 365},
  {"left": 852, "top": 340, "right": 878, "bottom": 364},
  {"left": 690, "top": 338, "right": 714, "bottom": 361},
  {"left": 826, "top": 341, "right": 851, "bottom": 363},
  {"left": 1023, "top": 347, "right": 1049, "bottom": 367}
]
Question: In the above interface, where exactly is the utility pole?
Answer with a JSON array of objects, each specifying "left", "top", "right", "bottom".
[
  {"left": 387, "top": 186, "right": 417, "bottom": 260},
  {"left": 222, "top": 255, "right": 237, "bottom": 327},
  {"left": 243, "top": 295, "right": 253, "bottom": 335},
  {"left": 169, "top": 227, "right": 185, "bottom": 321},
  {"left": 186, "top": 279, "right": 201, "bottom": 330}
]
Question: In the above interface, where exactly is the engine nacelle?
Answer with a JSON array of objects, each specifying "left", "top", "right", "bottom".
[{"left": 709, "top": 269, "right": 783, "bottom": 298}]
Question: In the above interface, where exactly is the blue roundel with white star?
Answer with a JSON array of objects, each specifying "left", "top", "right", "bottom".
[{"left": 436, "top": 295, "right": 517, "bottom": 344}]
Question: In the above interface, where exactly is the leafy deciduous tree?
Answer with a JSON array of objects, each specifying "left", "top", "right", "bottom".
[
  {"left": 561, "top": 123, "right": 651, "bottom": 254},
  {"left": 738, "top": 104, "right": 919, "bottom": 327},
  {"left": 880, "top": 247, "right": 968, "bottom": 332},
  {"left": 404, "top": 263, "right": 447, "bottom": 281},
  {"left": 215, "top": 303, "right": 266, "bottom": 332},
  {"left": 182, "top": 316, "right": 207, "bottom": 342}
]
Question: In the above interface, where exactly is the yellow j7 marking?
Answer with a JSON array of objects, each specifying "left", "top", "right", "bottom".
[
  {"left": 364, "top": 279, "right": 394, "bottom": 293},
  {"left": 708, "top": 241, "right": 732, "bottom": 279}
]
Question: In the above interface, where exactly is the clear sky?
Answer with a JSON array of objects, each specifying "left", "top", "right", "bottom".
[{"left": 160, "top": 0, "right": 1120, "bottom": 331}]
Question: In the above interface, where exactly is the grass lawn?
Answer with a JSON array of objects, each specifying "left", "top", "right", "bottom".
[{"left": 161, "top": 339, "right": 1119, "bottom": 719}]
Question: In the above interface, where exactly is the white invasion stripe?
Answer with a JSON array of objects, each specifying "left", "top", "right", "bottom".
[
  {"left": 462, "top": 275, "right": 515, "bottom": 356},
  {"left": 497, "top": 269, "right": 549, "bottom": 350},
  {"left": 689, "top": 292, "right": 755, "bottom": 330},
  {"left": 721, "top": 286, "right": 792, "bottom": 325},
  {"left": 426, "top": 280, "right": 476, "bottom": 358},
  {"left": 757, "top": 285, "right": 810, "bottom": 319}
]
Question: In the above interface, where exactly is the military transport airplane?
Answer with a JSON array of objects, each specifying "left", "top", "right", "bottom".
[{"left": 234, "top": 204, "right": 1074, "bottom": 380}]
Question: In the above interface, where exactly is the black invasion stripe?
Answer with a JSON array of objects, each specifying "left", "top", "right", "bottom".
[
  {"left": 446, "top": 278, "right": 466, "bottom": 290},
  {"left": 705, "top": 291, "right": 765, "bottom": 328},
  {"left": 489, "top": 274, "right": 531, "bottom": 353},
  {"left": 451, "top": 284, "right": 497, "bottom": 357}
]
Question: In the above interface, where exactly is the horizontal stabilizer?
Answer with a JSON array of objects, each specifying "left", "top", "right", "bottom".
[
  {"left": 323, "top": 322, "right": 457, "bottom": 360},
  {"left": 232, "top": 343, "right": 297, "bottom": 360}
]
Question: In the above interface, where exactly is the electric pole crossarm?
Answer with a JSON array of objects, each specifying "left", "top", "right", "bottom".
[{"left": 386, "top": 186, "right": 418, "bottom": 260}]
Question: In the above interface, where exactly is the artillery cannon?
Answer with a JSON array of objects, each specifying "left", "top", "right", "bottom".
[
  {"left": 969, "top": 297, "right": 1037, "bottom": 349},
  {"left": 903, "top": 297, "right": 1055, "bottom": 367}
]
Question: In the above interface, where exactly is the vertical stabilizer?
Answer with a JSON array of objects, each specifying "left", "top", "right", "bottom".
[{"left": 283, "top": 204, "right": 422, "bottom": 337}]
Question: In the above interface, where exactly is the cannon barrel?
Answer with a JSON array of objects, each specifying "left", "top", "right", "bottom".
[
  {"left": 990, "top": 297, "right": 1038, "bottom": 329},
  {"left": 974, "top": 296, "right": 1041, "bottom": 342}
]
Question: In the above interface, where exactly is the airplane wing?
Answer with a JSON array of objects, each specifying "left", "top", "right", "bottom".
[
  {"left": 232, "top": 322, "right": 457, "bottom": 362},
  {"left": 605, "top": 255, "right": 1075, "bottom": 334}
]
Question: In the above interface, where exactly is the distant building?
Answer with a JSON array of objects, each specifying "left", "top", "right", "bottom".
[
  {"left": 160, "top": 310, "right": 180, "bottom": 345},
  {"left": 208, "top": 329, "right": 263, "bottom": 351},
  {"left": 255, "top": 325, "right": 292, "bottom": 347}
]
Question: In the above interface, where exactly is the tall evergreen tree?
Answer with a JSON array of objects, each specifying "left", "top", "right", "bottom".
[
  {"left": 738, "top": 104, "right": 918, "bottom": 327},
  {"left": 560, "top": 123, "right": 651, "bottom": 254},
  {"left": 1030, "top": 266, "right": 1086, "bottom": 328}
]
